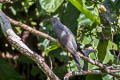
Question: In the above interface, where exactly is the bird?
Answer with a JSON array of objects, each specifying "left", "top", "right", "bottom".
[{"left": 50, "top": 17, "right": 81, "bottom": 70}]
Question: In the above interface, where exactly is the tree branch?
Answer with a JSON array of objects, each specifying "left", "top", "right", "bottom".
[
  {"left": 64, "top": 70, "right": 103, "bottom": 80},
  {"left": 0, "top": 11, "right": 60, "bottom": 80},
  {"left": 76, "top": 52, "right": 120, "bottom": 78},
  {"left": 6, "top": 15, "right": 60, "bottom": 46},
  {"left": 64, "top": 69, "right": 120, "bottom": 80}
]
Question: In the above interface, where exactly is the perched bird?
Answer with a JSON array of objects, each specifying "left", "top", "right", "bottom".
[{"left": 50, "top": 17, "right": 81, "bottom": 70}]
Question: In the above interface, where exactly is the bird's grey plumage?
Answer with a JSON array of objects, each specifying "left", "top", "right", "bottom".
[{"left": 50, "top": 17, "right": 81, "bottom": 70}]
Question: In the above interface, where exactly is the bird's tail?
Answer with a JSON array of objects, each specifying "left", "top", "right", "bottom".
[{"left": 71, "top": 53, "right": 81, "bottom": 71}]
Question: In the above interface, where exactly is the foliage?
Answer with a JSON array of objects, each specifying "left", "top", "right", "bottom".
[{"left": 0, "top": 0, "right": 120, "bottom": 80}]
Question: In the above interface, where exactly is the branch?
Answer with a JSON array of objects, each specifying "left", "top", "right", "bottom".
[
  {"left": 6, "top": 15, "right": 60, "bottom": 46},
  {"left": 64, "top": 70, "right": 103, "bottom": 80},
  {"left": 76, "top": 52, "right": 120, "bottom": 78},
  {"left": 64, "top": 69, "right": 120, "bottom": 80},
  {"left": 0, "top": 11, "right": 60, "bottom": 80},
  {"left": 107, "top": 65, "right": 120, "bottom": 69}
]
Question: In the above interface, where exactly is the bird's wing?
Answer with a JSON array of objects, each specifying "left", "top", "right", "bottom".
[
  {"left": 65, "top": 34, "right": 77, "bottom": 54},
  {"left": 63, "top": 25, "right": 73, "bottom": 35}
]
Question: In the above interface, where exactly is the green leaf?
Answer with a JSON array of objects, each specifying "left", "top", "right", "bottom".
[
  {"left": 69, "top": 0, "right": 100, "bottom": 24},
  {"left": 60, "top": 2, "right": 79, "bottom": 35},
  {"left": 78, "top": 14, "right": 92, "bottom": 26},
  {"left": 0, "top": 58, "right": 23, "bottom": 80},
  {"left": 103, "top": 50, "right": 114, "bottom": 64},
  {"left": 10, "top": 6, "right": 16, "bottom": 15},
  {"left": 78, "top": 6, "right": 97, "bottom": 26},
  {"left": 81, "top": 36, "right": 91, "bottom": 44},
  {"left": 0, "top": 4, "right": 2, "bottom": 10},
  {"left": 89, "top": 53, "right": 99, "bottom": 70},
  {"left": 103, "top": 41, "right": 117, "bottom": 64},
  {"left": 103, "top": 75, "right": 113, "bottom": 80},
  {"left": 97, "top": 39, "right": 108, "bottom": 62},
  {"left": 39, "top": 0, "right": 64, "bottom": 13},
  {"left": 45, "top": 44, "right": 59, "bottom": 56}
]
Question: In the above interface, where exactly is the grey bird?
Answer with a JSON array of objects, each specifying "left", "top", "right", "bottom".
[{"left": 50, "top": 17, "right": 81, "bottom": 70}]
